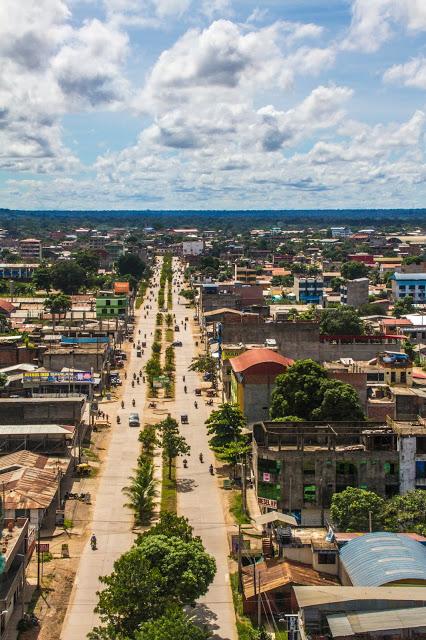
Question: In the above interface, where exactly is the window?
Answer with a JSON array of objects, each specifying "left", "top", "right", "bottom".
[
  {"left": 391, "top": 371, "right": 396, "bottom": 383},
  {"left": 318, "top": 552, "right": 336, "bottom": 565},
  {"left": 401, "top": 372, "right": 407, "bottom": 384},
  {"left": 303, "top": 484, "right": 316, "bottom": 503}
]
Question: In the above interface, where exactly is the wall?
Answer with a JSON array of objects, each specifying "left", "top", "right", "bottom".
[
  {"left": 0, "top": 397, "right": 85, "bottom": 425},
  {"left": 221, "top": 321, "right": 402, "bottom": 361},
  {"left": 399, "top": 436, "right": 417, "bottom": 493},
  {"left": 0, "top": 344, "right": 42, "bottom": 367},
  {"left": 42, "top": 350, "right": 104, "bottom": 372}
]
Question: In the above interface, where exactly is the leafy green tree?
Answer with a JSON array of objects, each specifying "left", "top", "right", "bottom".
[
  {"left": 330, "top": 487, "right": 385, "bottom": 532},
  {"left": 138, "top": 425, "right": 157, "bottom": 455},
  {"left": 74, "top": 250, "right": 100, "bottom": 274},
  {"left": 91, "top": 533, "right": 215, "bottom": 639},
  {"left": 139, "top": 512, "right": 197, "bottom": 544},
  {"left": 320, "top": 306, "right": 364, "bottom": 335},
  {"left": 382, "top": 490, "right": 426, "bottom": 536},
  {"left": 311, "top": 379, "right": 365, "bottom": 421},
  {"left": 341, "top": 261, "right": 369, "bottom": 280},
  {"left": 156, "top": 417, "right": 190, "bottom": 479},
  {"left": 145, "top": 358, "right": 162, "bottom": 389},
  {"left": 122, "top": 458, "right": 157, "bottom": 525},
  {"left": 214, "top": 438, "right": 251, "bottom": 479},
  {"left": 205, "top": 403, "right": 247, "bottom": 449},
  {"left": 32, "top": 262, "right": 52, "bottom": 292},
  {"left": 330, "top": 277, "right": 344, "bottom": 292},
  {"left": 44, "top": 292, "right": 72, "bottom": 330},
  {"left": 117, "top": 253, "right": 146, "bottom": 279},
  {"left": 189, "top": 354, "right": 217, "bottom": 387},
  {"left": 403, "top": 340, "right": 415, "bottom": 361},
  {"left": 393, "top": 295, "right": 415, "bottom": 318},
  {"left": 270, "top": 359, "right": 364, "bottom": 421},
  {"left": 135, "top": 606, "right": 210, "bottom": 640},
  {"left": 270, "top": 360, "right": 327, "bottom": 420},
  {"left": 51, "top": 260, "right": 87, "bottom": 294}
]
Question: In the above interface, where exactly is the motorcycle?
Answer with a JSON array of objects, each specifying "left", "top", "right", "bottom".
[
  {"left": 206, "top": 399, "right": 213, "bottom": 406},
  {"left": 90, "top": 535, "right": 97, "bottom": 550},
  {"left": 117, "top": 415, "right": 121, "bottom": 424},
  {"left": 184, "top": 385, "right": 187, "bottom": 394},
  {"left": 194, "top": 401, "right": 198, "bottom": 409},
  {"left": 132, "top": 399, "right": 135, "bottom": 407},
  {"left": 199, "top": 453, "right": 204, "bottom": 463},
  {"left": 132, "top": 380, "right": 134, "bottom": 388},
  {"left": 209, "top": 464, "right": 214, "bottom": 475},
  {"left": 183, "top": 459, "right": 188, "bottom": 468},
  {"left": 137, "top": 377, "right": 140, "bottom": 384},
  {"left": 121, "top": 401, "right": 124, "bottom": 409},
  {"left": 148, "top": 401, "right": 157, "bottom": 409}
]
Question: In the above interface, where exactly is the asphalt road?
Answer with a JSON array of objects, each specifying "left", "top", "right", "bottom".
[
  {"left": 172, "top": 258, "right": 237, "bottom": 640},
  {"left": 61, "top": 263, "right": 162, "bottom": 639}
]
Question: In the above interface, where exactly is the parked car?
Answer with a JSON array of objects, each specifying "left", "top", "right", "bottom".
[
  {"left": 129, "top": 413, "right": 140, "bottom": 427},
  {"left": 172, "top": 341, "right": 183, "bottom": 347}
]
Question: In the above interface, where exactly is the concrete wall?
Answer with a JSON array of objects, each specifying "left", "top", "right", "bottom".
[
  {"left": 399, "top": 436, "right": 417, "bottom": 493},
  {"left": 0, "top": 344, "right": 42, "bottom": 367},
  {"left": 221, "top": 321, "right": 403, "bottom": 361},
  {"left": 0, "top": 398, "right": 86, "bottom": 425},
  {"left": 42, "top": 350, "right": 105, "bottom": 372}
]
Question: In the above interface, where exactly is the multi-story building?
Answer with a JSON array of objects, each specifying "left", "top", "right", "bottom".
[
  {"left": 253, "top": 420, "right": 400, "bottom": 525},
  {"left": 89, "top": 235, "right": 110, "bottom": 251},
  {"left": 19, "top": 238, "right": 42, "bottom": 262},
  {"left": 294, "top": 276, "right": 324, "bottom": 304},
  {"left": 234, "top": 262, "right": 257, "bottom": 285},
  {"left": 340, "top": 277, "right": 369, "bottom": 308},
  {"left": 330, "top": 226, "right": 352, "bottom": 238},
  {"left": 95, "top": 292, "right": 128, "bottom": 319},
  {"left": 391, "top": 272, "right": 426, "bottom": 303}
]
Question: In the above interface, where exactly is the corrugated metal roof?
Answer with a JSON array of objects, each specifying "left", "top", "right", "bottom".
[
  {"left": 242, "top": 560, "right": 338, "bottom": 599},
  {"left": 230, "top": 348, "right": 294, "bottom": 373},
  {"left": 328, "top": 606, "right": 426, "bottom": 638},
  {"left": 340, "top": 532, "right": 426, "bottom": 586},
  {"left": 0, "top": 424, "right": 74, "bottom": 435},
  {"left": 294, "top": 586, "right": 426, "bottom": 609}
]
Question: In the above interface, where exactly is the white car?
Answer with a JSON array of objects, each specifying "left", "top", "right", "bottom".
[{"left": 128, "top": 412, "right": 140, "bottom": 427}]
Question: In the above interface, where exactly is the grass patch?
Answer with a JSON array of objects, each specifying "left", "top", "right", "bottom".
[
  {"left": 161, "top": 456, "right": 177, "bottom": 514},
  {"left": 230, "top": 573, "right": 261, "bottom": 640},
  {"left": 166, "top": 328, "right": 174, "bottom": 342},
  {"left": 230, "top": 492, "right": 251, "bottom": 525},
  {"left": 82, "top": 447, "right": 99, "bottom": 461},
  {"left": 63, "top": 518, "right": 74, "bottom": 530}
]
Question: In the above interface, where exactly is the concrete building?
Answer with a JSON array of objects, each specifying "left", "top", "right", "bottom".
[
  {"left": 182, "top": 240, "right": 204, "bottom": 256},
  {"left": 88, "top": 235, "right": 110, "bottom": 251},
  {"left": 0, "top": 396, "right": 86, "bottom": 426},
  {"left": 227, "top": 348, "right": 294, "bottom": 423},
  {"left": 391, "top": 272, "right": 426, "bottom": 303},
  {"left": 253, "top": 421, "right": 400, "bottom": 525},
  {"left": 96, "top": 292, "right": 128, "bottom": 319},
  {"left": 331, "top": 226, "right": 352, "bottom": 238},
  {"left": 198, "top": 282, "right": 264, "bottom": 315},
  {"left": 0, "top": 518, "right": 32, "bottom": 640},
  {"left": 234, "top": 262, "right": 257, "bottom": 285},
  {"left": 340, "top": 278, "right": 369, "bottom": 308},
  {"left": 0, "top": 264, "right": 38, "bottom": 280},
  {"left": 19, "top": 238, "right": 42, "bottom": 262},
  {"left": 294, "top": 276, "right": 324, "bottom": 304}
]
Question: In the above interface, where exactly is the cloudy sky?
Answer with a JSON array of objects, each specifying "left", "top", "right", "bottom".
[{"left": 1, "top": 0, "right": 426, "bottom": 210}]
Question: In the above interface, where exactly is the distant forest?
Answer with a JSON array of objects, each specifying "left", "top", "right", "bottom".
[{"left": 1, "top": 208, "right": 425, "bottom": 234}]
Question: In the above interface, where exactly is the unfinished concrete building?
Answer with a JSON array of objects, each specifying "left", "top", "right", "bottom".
[{"left": 253, "top": 421, "right": 400, "bottom": 526}]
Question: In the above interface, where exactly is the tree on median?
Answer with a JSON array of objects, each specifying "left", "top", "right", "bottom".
[
  {"left": 135, "top": 605, "right": 210, "bottom": 640},
  {"left": 90, "top": 535, "right": 216, "bottom": 639},
  {"left": 156, "top": 416, "right": 190, "bottom": 479},
  {"left": 205, "top": 403, "right": 247, "bottom": 449},
  {"left": 122, "top": 457, "right": 157, "bottom": 525}
]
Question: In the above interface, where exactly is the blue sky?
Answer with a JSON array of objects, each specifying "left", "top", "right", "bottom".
[{"left": 1, "top": 0, "right": 426, "bottom": 210}]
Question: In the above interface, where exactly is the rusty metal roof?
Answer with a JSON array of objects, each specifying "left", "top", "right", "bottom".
[
  {"left": 242, "top": 559, "right": 338, "bottom": 599},
  {"left": 0, "top": 465, "right": 58, "bottom": 510}
]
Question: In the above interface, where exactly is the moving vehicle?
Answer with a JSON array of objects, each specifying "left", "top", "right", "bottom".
[
  {"left": 129, "top": 412, "right": 140, "bottom": 427},
  {"left": 136, "top": 349, "right": 142, "bottom": 357},
  {"left": 174, "top": 325, "right": 180, "bottom": 331},
  {"left": 181, "top": 414, "right": 188, "bottom": 424},
  {"left": 172, "top": 340, "right": 182, "bottom": 347}
]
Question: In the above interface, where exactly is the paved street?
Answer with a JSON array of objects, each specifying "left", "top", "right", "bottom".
[
  {"left": 61, "top": 266, "right": 161, "bottom": 639},
  {"left": 61, "top": 257, "right": 236, "bottom": 640},
  {"left": 172, "top": 259, "right": 237, "bottom": 640}
]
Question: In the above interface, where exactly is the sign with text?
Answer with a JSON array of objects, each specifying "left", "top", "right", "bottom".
[
  {"left": 23, "top": 371, "right": 94, "bottom": 385},
  {"left": 258, "top": 497, "right": 277, "bottom": 509}
]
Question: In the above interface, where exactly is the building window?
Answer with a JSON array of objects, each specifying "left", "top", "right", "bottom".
[
  {"left": 303, "top": 484, "right": 316, "bottom": 503},
  {"left": 391, "top": 372, "right": 396, "bottom": 383},
  {"left": 317, "top": 552, "right": 336, "bottom": 565},
  {"left": 401, "top": 372, "right": 407, "bottom": 384}
]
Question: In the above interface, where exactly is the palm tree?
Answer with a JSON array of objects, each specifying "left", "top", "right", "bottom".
[{"left": 122, "top": 459, "right": 157, "bottom": 525}]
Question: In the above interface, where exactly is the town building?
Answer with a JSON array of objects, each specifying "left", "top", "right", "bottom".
[
  {"left": 294, "top": 276, "right": 324, "bottom": 304},
  {"left": 234, "top": 262, "right": 257, "bottom": 285},
  {"left": 19, "top": 238, "right": 42, "bottom": 262},
  {"left": 391, "top": 272, "right": 426, "bottom": 303},
  {"left": 330, "top": 226, "right": 352, "bottom": 238},
  {"left": 95, "top": 292, "right": 129, "bottom": 319},
  {"left": 226, "top": 348, "right": 294, "bottom": 423},
  {"left": 340, "top": 278, "right": 369, "bottom": 308},
  {"left": 252, "top": 420, "right": 400, "bottom": 525},
  {"left": 0, "top": 264, "right": 38, "bottom": 281}
]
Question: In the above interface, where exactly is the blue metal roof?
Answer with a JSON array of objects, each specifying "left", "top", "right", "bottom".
[{"left": 340, "top": 532, "right": 426, "bottom": 586}]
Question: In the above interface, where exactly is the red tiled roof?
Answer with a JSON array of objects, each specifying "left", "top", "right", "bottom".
[
  {"left": 381, "top": 318, "right": 412, "bottom": 326},
  {"left": 230, "top": 348, "right": 294, "bottom": 373}
]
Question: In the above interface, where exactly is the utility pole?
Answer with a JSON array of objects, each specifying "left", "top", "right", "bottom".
[
  {"left": 237, "top": 524, "right": 243, "bottom": 593},
  {"left": 257, "top": 572, "right": 262, "bottom": 627},
  {"left": 369, "top": 510, "right": 373, "bottom": 533},
  {"left": 37, "top": 526, "right": 41, "bottom": 589}
]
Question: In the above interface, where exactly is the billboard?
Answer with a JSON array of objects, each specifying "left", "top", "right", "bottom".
[
  {"left": 61, "top": 336, "right": 109, "bottom": 345},
  {"left": 23, "top": 371, "right": 94, "bottom": 385}
]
